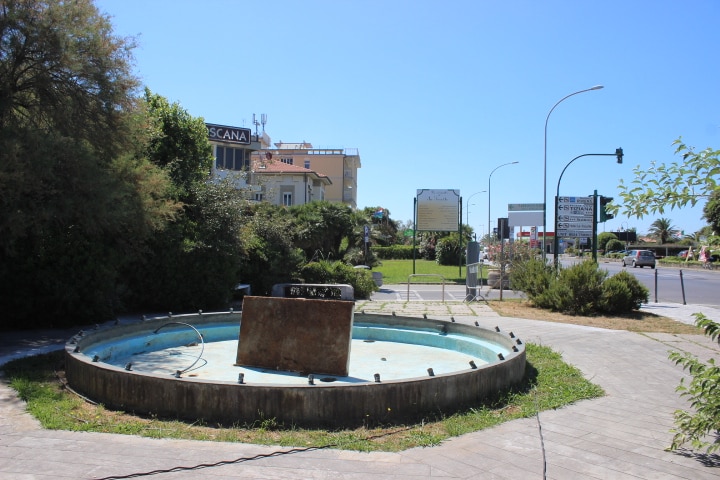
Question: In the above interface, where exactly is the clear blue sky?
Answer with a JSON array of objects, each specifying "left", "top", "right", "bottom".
[{"left": 96, "top": 0, "right": 719, "bottom": 238}]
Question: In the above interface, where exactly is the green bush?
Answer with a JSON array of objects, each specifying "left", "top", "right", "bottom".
[
  {"left": 299, "top": 260, "right": 378, "bottom": 299},
  {"left": 598, "top": 270, "right": 649, "bottom": 313},
  {"left": 516, "top": 261, "right": 607, "bottom": 315},
  {"left": 550, "top": 261, "right": 607, "bottom": 315},
  {"left": 435, "top": 234, "right": 464, "bottom": 266},
  {"left": 510, "top": 257, "right": 553, "bottom": 298},
  {"left": 605, "top": 239, "right": 625, "bottom": 253},
  {"left": 512, "top": 258, "right": 646, "bottom": 315},
  {"left": 372, "top": 245, "right": 417, "bottom": 260}
]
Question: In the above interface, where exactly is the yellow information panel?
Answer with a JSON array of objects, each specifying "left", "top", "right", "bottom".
[{"left": 416, "top": 189, "right": 460, "bottom": 232}]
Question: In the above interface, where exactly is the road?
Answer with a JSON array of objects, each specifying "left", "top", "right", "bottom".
[
  {"left": 371, "top": 258, "right": 720, "bottom": 307},
  {"left": 594, "top": 258, "right": 720, "bottom": 307}
]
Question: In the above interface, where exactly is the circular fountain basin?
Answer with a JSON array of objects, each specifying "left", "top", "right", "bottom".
[{"left": 65, "top": 312, "right": 526, "bottom": 428}]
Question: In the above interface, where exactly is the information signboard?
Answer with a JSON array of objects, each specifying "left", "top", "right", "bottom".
[
  {"left": 416, "top": 189, "right": 460, "bottom": 232},
  {"left": 556, "top": 196, "right": 594, "bottom": 237}
]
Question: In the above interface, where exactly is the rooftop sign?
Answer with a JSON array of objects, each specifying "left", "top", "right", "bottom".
[{"left": 206, "top": 123, "right": 252, "bottom": 145}]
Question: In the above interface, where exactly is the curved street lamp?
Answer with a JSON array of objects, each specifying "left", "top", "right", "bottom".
[
  {"left": 487, "top": 162, "right": 519, "bottom": 243},
  {"left": 554, "top": 148, "right": 623, "bottom": 269},
  {"left": 465, "top": 190, "right": 486, "bottom": 228},
  {"left": 542, "top": 85, "right": 604, "bottom": 262}
]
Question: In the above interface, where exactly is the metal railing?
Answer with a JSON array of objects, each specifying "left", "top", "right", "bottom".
[{"left": 407, "top": 274, "right": 446, "bottom": 301}]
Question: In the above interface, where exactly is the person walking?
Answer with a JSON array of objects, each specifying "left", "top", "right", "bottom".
[{"left": 699, "top": 245, "right": 712, "bottom": 269}]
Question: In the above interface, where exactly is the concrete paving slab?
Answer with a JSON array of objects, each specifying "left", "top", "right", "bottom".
[{"left": 0, "top": 301, "right": 719, "bottom": 478}]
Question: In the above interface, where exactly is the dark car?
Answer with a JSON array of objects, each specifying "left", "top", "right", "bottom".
[{"left": 622, "top": 250, "right": 656, "bottom": 269}]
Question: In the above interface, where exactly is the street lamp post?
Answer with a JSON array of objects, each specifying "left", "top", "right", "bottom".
[
  {"left": 464, "top": 190, "right": 486, "bottom": 268},
  {"left": 543, "top": 85, "right": 604, "bottom": 263},
  {"left": 554, "top": 148, "right": 623, "bottom": 269},
  {"left": 465, "top": 190, "right": 486, "bottom": 229},
  {"left": 487, "top": 162, "right": 519, "bottom": 244}
]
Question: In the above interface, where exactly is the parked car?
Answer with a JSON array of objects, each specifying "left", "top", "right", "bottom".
[
  {"left": 622, "top": 250, "right": 656, "bottom": 269},
  {"left": 677, "top": 250, "right": 689, "bottom": 259}
]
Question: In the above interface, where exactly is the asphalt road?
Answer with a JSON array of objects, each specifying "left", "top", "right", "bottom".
[
  {"left": 371, "top": 258, "right": 720, "bottom": 307},
  {"left": 595, "top": 258, "right": 720, "bottom": 307}
]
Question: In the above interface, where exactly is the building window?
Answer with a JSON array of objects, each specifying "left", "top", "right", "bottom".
[
  {"left": 215, "top": 146, "right": 250, "bottom": 171},
  {"left": 280, "top": 157, "right": 293, "bottom": 165},
  {"left": 304, "top": 160, "right": 310, "bottom": 169},
  {"left": 282, "top": 192, "right": 293, "bottom": 206},
  {"left": 254, "top": 193, "right": 263, "bottom": 202}
]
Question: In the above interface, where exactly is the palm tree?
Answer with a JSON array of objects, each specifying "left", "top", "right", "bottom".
[{"left": 648, "top": 218, "right": 677, "bottom": 244}]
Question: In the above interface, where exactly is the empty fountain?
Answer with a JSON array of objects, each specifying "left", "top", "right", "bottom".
[{"left": 65, "top": 287, "right": 525, "bottom": 428}]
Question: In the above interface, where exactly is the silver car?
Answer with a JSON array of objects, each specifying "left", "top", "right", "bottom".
[{"left": 622, "top": 250, "right": 656, "bottom": 269}]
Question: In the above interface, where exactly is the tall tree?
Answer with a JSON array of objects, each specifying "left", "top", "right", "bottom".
[
  {"left": 647, "top": 218, "right": 676, "bottom": 244},
  {"left": 121, "top": 93, "right": 237, "bottom": 312},
  {"left": 0, "top": 1, "right": 176, "bottom": 327},
  {"left": 0, "top": 0, "right": 138, "bottom": 155},
  {"left": 142, "top": 88, "right": 213, "bottom": 200}
]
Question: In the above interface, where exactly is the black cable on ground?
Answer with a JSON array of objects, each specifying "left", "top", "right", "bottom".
[{"left": 94, "top": 426, "right": 412, "bottom": 480}]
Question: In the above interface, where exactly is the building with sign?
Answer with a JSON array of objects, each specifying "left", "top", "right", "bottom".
[
  {"left": 249, "top": 157, "right": 331, "bottom": 206},
  {"left": 207, "top": 123, "right": 268, "bottom": 183},
  {"left": 207, "top": 124, "right": 359, "bottom": 208},
  {"left": 252, "top": 142, "right": 361, "bottom": 209}
]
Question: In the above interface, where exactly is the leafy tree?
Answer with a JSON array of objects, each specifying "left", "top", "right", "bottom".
[
  {"left": 614, "top": 138, "right": 719, "bottom": 454},
  {"left": 648, "top": 218, "right": 677, "bottom": 244},
  {"left": 122, "top": 179, "right": 246, "bottom": 311},
  {"left": 613, "top": 138, "right": 719, "bottom": 222},
  {"left": 598, "top": 232, "right": 618, "bottom": 252},
  {"left": 703, "top": 189, "right": 720, "bottom": 235},
  {"left": 360, "top": 206, "right": 399, "bottom": 246},
  {"left": 0, "top": 0, "right": 139, "bottom": 155},
  {"left": 237, "top": 203, "right": 305, "bottom": 296},
  {"left": 290, "top": 201, "right": 354, "bottom": 260},
  {"left": 120, "top": 93, "right": 234, "bottom": 312},
  {"left": 668, "top": 313, "right": 720, "bottom": 454},
  {"left": 0, "top": 0, "right": 179, "bottom": 327},
  {"left": 142, "top": 88, "right": 213, "bottom": 200},
  {"left": 605, "top": 238, "right": 625, "bottom": 252}
]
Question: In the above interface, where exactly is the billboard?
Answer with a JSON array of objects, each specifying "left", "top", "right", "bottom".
[{"left": 416, "top": 189, "right": 460, "bottom": 232}]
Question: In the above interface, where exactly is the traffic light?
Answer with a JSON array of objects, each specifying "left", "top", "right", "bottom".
[
  {"left": 599, "top": 196, "right": 614, "bottom": 222},
  {"left": 497, "top": 218, "right": 509, "bottom": 240}
]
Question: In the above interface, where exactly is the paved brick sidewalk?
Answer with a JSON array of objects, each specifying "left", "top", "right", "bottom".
[{"left": 1, "top": 303, "right": 719, "bottom": 479}]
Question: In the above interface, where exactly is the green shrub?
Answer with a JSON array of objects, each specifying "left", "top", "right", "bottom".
[
  {"left": 372, "top": 245, "right": 416, "bottom": 260},
  {"left": 598, "top": 270, "right": 648, "bottom": 313},
  {"left": 343, "top": 247, "right": 380, "bottom": 268},
  {"left": 510, "top": 257, "right": 553, "bottom": 299},
  {"left": 517, "top": 260, "right": 608, "bottom": 315},
  {"left": 435, "top": 234, "right": 464, "bottom": 266},
  {"left": 299, "top": 260, "right": 378, "bottom": 299},
  {"left": 554, "top": 261, "right": 607, "bottom": 315},
  {"left": 605, "top": 239, "right": 625, "bottom": 253}
]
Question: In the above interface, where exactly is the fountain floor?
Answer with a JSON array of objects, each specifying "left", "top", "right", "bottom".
[{"left": 112, "top": 337, "right": 490, "bottom": 384}]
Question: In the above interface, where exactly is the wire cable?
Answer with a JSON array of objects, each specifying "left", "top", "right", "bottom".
[{"left": 93, "top": 426, "right": 412, "bottom": 480}]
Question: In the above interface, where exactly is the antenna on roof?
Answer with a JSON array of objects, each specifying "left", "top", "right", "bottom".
[
  {"left": 261, "top": 113, "right": 267, "bottom": 133},
  {"left": 252, "top": 114, "right": 260, "bottom": 137}
]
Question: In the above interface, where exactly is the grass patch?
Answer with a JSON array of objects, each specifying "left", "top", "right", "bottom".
[
  {"left": 489, "top": 298, "right": 702, "bottom": 334},
  {"left": 376, "top": 259, "right": 487, "bottom": 284},
  {"left": 2, "top": 344, "right": 602, "bottom": 452}
]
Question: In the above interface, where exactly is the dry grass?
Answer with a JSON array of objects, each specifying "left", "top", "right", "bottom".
[{"left": 488, "top": 299, "right": 702, "bottom": 334}]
